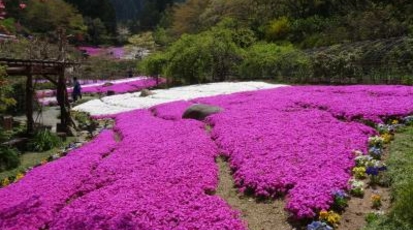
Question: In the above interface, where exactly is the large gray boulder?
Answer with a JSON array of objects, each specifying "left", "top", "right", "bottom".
[{"left": 182, "top": 104, "right": 222, "bottom": 121}]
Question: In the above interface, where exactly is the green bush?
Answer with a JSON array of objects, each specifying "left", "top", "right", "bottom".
[
  {"left": 0, "top": 146, "right": 20, "bottom": 172},
  {"left": 141, "top": 23, "right": 246, "bottom": 84},
  {"left": 139, "top": 52, "right": 168, "bottom": 77},
  {"left": 27, "top": 130, "right": 62, "bottom": 152},
  {"left": 239, "top": 42, "right": 310, "bottom": 80},
  {"left": 264, "top": 17, "right": 291, "bottom": 41}
]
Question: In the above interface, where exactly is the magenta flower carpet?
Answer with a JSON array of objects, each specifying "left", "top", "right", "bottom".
[
  {"left": 1, "top": 85, "right": 412, "bottom": 229},
  {"left": 36, "top": 77, "right": 165, "bottom": 106},
  {"left": 69, "top": 77, "right": 165, "bottom": 95}
]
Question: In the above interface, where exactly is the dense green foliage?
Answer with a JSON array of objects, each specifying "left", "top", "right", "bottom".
[
  {"left": 239, "top": 43, "right": 308, "bottom": 80},
  {"left": 142, "top": 26, "right": 413, "bottom": 84},
  {"left": 0, "top": 66, "right": 16, "bottom": 113},
  {"left": 0, "top": 146, "right": 20, "bottom": 172},
  {"left": 365, "top": 126, "right": 413, "bottom": 230},
  {"left": 109, "top": 0, "right": 183, "bottom": 32},
  {"left": 27, "top": 130, "right": 62, "bottom": 152},
  {"left": 140, "top": 20, "right": 253, "bottom": 84},
  {"left": 64, "top": 0, "right": 116, "bottom": 33},
  {"left": 1, "top": 0, "right": 86, "bottom": 38},
  {"left": 0, "top": 66, "right": 20, "bottom": 172},
  {"left": 136, "top": 0, "right": 413, "bottom": 84},
  {"left": 76, "top": 58, "right": 137, "bottom": 80},
  {"left": 162, "top": 0, "right": 413, "bottom": 46}
]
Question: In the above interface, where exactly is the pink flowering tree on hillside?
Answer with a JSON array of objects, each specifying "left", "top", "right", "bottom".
[{"left": 0, "top": 1, "right": 6, "bottom": 19}]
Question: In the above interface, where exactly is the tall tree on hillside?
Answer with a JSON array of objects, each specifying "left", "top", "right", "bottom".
[
  {"left": 138, "top": 0, "right": 176, "bottom": 31},
  {"left": 22, "top": 0, "right": 86, "bottom": 36},
  {"left": 84, "top": 17, "right": 110, "bottom": 45},
  {"left": 170, "top": 0, "right": 211, "bottom": 36},
  {"left": 109, "top": 0, "right": 141, "bottom": 22},
  {"left": 64, "top": 0, "right": 116, "bottom": 35}
]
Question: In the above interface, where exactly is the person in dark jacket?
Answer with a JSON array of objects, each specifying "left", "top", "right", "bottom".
[{"left": 72, "top": 77, "right": 82, "bottom": 102}]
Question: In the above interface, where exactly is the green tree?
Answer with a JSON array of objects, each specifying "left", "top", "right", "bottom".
[
  {"left": 264, "top": 17, "right": 291, "bottom": 41},
  {"left": 128, "top": 32, "right": 156, "bottom": 51},
  {"left": 0, "top": 66, "right": 16, "bottom": 112},
  {"left": 64, "top": 0, "right": 116, "bottom": 35},
  {"left": 22, "top": 0, "right": 86, "bottom": 36},
  {"left": 85, "top": 17, "right": 110, "bottom": 45},
  {"left": 142, "top": 23, "right": 247, "bottom": 84},
  {"left": 139, "top": 52, "right": 168, "bottom": 78}
]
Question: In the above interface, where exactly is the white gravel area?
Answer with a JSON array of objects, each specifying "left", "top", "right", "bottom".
[{"left": 72, "top": 82, "right": 288, "bottom": 116}]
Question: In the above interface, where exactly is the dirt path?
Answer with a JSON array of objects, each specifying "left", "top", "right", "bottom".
[{"left": 215, "top": 157, "right": 293, "bottom": 230}]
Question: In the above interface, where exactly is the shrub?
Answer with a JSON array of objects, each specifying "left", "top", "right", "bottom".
[
  {"left": 264, "top": 17, "right": 291, "bottom": 41},
  {"left": 27, "top": 130, "right": 62, "bottom": 152},
  {"left": 138, "top": 52, "right": 168, "bottom": 78},
  {"left": 0, "top": 146, "right": 20, "bottom": 172},
  {"left": 239, "top": 42, "right": 310, "bottom": 80}
]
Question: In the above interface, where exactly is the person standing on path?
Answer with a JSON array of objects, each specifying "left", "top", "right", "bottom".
[{"left": 72, "top": 77, "right": 82, "bottom": 102}]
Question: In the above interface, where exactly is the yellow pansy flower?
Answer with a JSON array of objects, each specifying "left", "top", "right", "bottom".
[
  {"left": 327, "top": 211, "right": 341, "bottom": 224},
  {"left": 352, "top": 166, "right": 366, "bottom": 179},
  {"left": 2, "top": 178, "right": 10, "bottom": 187},
  {"left": 381, "top": 133, "right": 393, "bottom": 144},
  {"left": 371, "top": 194, "right": 381, "bottom": 202},
  {"left": 14, "top": 173, "right": 24, "bottom": 182},
  {"left": 319, "top": 210, "right": 329, "bottom": 220}
]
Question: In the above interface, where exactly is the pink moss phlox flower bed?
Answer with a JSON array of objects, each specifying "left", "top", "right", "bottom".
[
  {"left": 150, "top": 100, "right": 194, "bottom": 120},
  {"left": 110, "top": 47, "right": 125, "bottom": 59},
  {"left": 287, "top": 85, "right": 413, "bottom": 123},
  {"left": 77, "top": 46, "right": 104, "bottom": 57},
  {"left": 78, "top": 46, "right": 125, "bottom": 59},
  {"left": 1, "top": 85, "right": 412, "bottom": 229},
  {"left": 151, "top": 85, "right": 413, "bottom": 218},
  {"left": 68, "top": 77, "right": 166, "bottom": 95},
  {"left": 0, "top": 130, "right": 117, "bottom": 229},
  {"left": 50, "top": 110, "right": 243, "bottom": 229},
  {"left": 36, "top": 77, "right": 165, "bottom": 106}
]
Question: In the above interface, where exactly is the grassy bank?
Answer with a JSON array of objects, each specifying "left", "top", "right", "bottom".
[
  {"left": 365, "top": 125, "right": 413, "bottom": 230},
  {"left": 0, "top": 137, "right": 76, "bottom": 181}
]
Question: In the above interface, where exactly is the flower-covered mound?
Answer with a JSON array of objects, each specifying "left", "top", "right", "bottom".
[{"left": 1, "top": 85, "right": 412, "bottom": 229}]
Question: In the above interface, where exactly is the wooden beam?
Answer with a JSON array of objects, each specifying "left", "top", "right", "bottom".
[
  {"left": 6, "top": 66, "right": 28, "bottom": 75},
  {"left": 41, "top": 75, "right": 58, "bottom": 86},
  {"left": 0, "top": 57, "right": 80, "bottom": 67}
]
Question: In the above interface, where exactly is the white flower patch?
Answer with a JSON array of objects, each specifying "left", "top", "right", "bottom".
[{"left": 72, "top": 82, "right": 288, "bottom": 116}]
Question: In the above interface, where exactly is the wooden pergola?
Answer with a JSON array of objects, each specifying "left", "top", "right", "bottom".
[{"left": 0, "top": 57, "right": 80, "bottom": 134}]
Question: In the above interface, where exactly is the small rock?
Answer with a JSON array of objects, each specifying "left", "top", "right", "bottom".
[
  {"left": 102, "top": 82, "right": 113, "bottom": 87},
  {"left": 140, "top": 89, "right": 155, "bottom": 97},
  {"left": 106, "top": 90, "right": 115, "bottom": 96},
  {"left": 182, "top": 104, "right": 222, "bottom": 121}
]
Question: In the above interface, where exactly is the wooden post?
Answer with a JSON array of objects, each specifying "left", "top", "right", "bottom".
[
  {"left": 56, "top": 68, "right": 69, "bottom": 132},
  {"left": 26, "top": 70, "right": 34, "bottom": 134}
]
